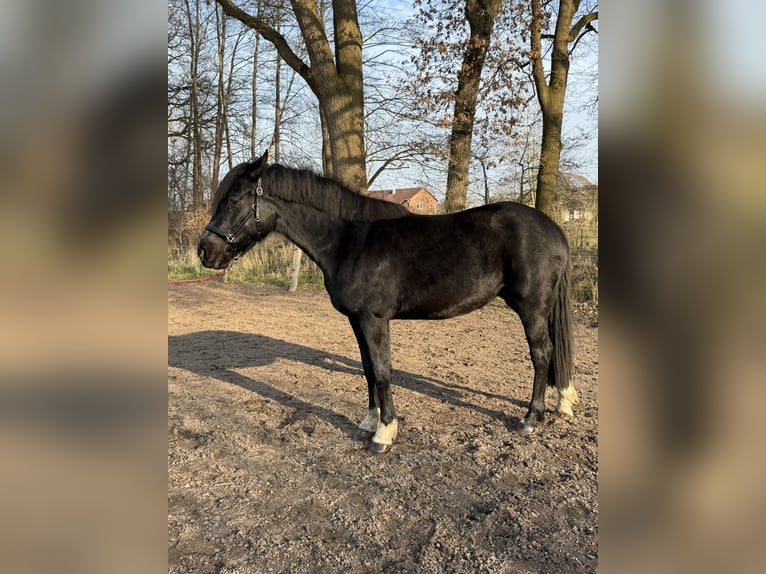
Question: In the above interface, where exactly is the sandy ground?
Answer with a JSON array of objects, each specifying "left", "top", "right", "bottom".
[{"left": 168, "top": 282, "right": 598, "bottom": 573}]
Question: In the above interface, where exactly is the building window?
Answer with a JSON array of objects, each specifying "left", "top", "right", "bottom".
[{"left": 417, "top": 202, "right": 424, "bottom": 210}]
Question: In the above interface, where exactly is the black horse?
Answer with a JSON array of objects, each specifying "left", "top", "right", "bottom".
[{"left": 198, "top": 151, "right": 577, "bottom": 453}]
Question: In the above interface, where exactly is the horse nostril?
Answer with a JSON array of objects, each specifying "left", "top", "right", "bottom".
[{"left": 198, "top": 245, "right": 206, "bottom": 262}]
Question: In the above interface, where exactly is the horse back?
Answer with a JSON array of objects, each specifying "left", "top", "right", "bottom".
[{"left": 327, "top": 202, "right": 567, "bottom": 319}]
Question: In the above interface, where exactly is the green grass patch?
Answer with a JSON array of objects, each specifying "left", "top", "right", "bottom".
[{"left": 168, "top": 264, "right": 217, "bottom": 280}]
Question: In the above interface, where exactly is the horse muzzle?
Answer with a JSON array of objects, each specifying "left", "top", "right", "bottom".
[{"left": 198, "top": 232, "right": 235, "bottom": 269}]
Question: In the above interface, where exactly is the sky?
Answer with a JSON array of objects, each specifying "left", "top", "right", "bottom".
[{"left": 562, "top": 38, "right": 599, "bottom": 184}]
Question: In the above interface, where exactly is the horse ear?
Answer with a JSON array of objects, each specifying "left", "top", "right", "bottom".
[{"left": 244, "top": 149, "right": 269, "bottom": 180}]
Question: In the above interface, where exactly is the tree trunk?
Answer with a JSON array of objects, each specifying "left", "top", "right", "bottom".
[
  {"left": 320, "top": 96, "right": 367, "bottom": 191},
  {"left": 225, "top": 26, "right": 247, "bottom": 169},
  {"left": 296, "top": 0, "right": 367, "bottom": 191},
  {"left": 184, "top": 0, "right": 204, "bottom": 208},
  {"left": 320, "top": 107, "right": 333, "bottom": 178},
  {"left": 443, "top": 0, "right": 502, "bottom": 213},
  {"left": 530, "top": 0, "right": 597, "bottom": 220},
  {"left": 216, "top": 0, "right": 368, "bottom": 192},
  {"left": 272, "top": 2, "right": 283, "bottom": 160},
  {"left": 211, "top": 5, "right": 227, "bottom": 199},
  {"left": 251, "top": 15, "right": 260, "bottom": 159},
  {"left": 536, "top": 106, "right": 565, "bottom": 217}
]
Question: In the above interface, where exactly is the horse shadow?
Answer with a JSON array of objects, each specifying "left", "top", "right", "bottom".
[{"left": 168, "top": 330, "right": 528, "bottom": 438}]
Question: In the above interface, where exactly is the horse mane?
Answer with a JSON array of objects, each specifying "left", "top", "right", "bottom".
[{"left": 262, "top": 164, "right": 410, "bottom": 221}]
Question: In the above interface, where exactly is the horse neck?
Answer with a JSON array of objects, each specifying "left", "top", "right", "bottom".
[{"left": 273, "top": 199, "right": 346, "bottom": 270}]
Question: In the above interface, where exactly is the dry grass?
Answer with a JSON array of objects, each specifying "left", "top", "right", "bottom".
[{"left": 563, "top": 219, "right": 598, "bottom": 305}]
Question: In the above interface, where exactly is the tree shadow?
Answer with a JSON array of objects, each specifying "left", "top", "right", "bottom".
[{"left": 168, "top": 330, "right": 528, "bottom": 437}]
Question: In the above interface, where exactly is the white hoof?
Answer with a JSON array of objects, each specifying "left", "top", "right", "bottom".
[
  {"left": 371, "top": 419, "right": 398, "bottom": 447},
  {"left": 556, "top": 384, "right": 579, "bottom": 418},
  {"left": 359, "top": 408, "right": 380, "bottom": 433}
]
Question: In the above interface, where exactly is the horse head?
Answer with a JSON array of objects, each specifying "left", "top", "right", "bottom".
[{"left": 198, "top": 150, "right": 276, "bottom": 269}]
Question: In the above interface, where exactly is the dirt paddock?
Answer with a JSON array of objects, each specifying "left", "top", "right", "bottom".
[{"left": 168, "top": 283, "right": 598, "bottom": 573}]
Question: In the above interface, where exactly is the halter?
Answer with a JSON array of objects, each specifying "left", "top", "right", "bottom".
[{"left": 204, "top": 181, "right": 264, "bottom": 255}]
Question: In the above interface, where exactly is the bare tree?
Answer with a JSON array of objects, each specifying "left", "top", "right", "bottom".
[
  {"left": 250, "top": 1, "right": 263, "bottom": 159},
  {"left": 223, "top": 15, "right": 249, "bottom": 169},
  {"left": 169, "top": 0, "right": 226, "bottom": 210},
  {"left": 210, "top": 5, "right": 227, "bottom": 197},
  {"left": 405, "top": 0, "right": 529, "bottom": 212},
  {"left": 443, "top": 0, "right": 503, "bottom": 213},
  {"left": 530, "top": 0, "right": 597, "bottom": 218},
  {"left": 184, "top": 0, "right": 205, "bottom": 208},
  {"left": 216, "top": 0, "right": 369, "bottom": 192}
]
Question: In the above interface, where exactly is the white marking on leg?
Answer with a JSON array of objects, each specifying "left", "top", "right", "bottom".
[
  {"left": 556, "top": 383, "right": 579, "bottom": 418},
  {"left": 359, "top": 408, "right": 380, "bottom": 433},
  {"left": 371, "top": 418, "right": 398, "bottom": 446}
]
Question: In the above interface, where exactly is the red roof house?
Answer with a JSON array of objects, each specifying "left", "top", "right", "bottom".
[{"left": 367, "top": 187, "right": 439, "bottom": 214}]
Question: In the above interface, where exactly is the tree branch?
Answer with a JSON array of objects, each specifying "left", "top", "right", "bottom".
[
  {"left": 366, "top": 148, "right": 415, "bottom": 188},
  {"left": 530, "top": 0, "right": 550, "bottom": 107},
  {"left": 568, "top": 11, "right": 598, "bottom": 43},
  {"left": 570, "top": 22, "right": 596, "bottom": 55},
  {"left": 215, "top": 0, "right": 314, "bottom": 90}
]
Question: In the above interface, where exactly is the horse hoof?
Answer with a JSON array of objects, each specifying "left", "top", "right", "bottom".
[
  {"left": 369, "top": 419, "right": 398, "bottom": 452},
  {"left": 518, "top": 420, "right": 536, "bottom": 434},
  {"left": 367, "top": 441, "right": 392, "bottom": 454}
]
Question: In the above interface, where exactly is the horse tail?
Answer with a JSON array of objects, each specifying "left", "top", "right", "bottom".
[{"left": 548, "top": 262, "right": 574, "bottom": 391}]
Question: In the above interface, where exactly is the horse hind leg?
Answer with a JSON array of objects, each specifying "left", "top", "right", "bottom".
[
  {"left": 516, "top": 309, "right": 577, "bottom": 430},
  {"left": 519, "top": 314, "right": 553, "bottom": 434},
  {"left": 502, "top": 290, "right": 551, "bottom": 433}
]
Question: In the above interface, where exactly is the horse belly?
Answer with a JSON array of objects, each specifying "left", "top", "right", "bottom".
[{"left": 395, "top": 273, "right": 503, "bottom": 319}]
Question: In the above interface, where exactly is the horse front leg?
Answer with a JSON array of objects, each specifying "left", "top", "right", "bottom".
[
  {"left": 351, "top": 318, "right": 380, "bottom": 434},
  {"left": 349, "top": 315, "right": 398, "bottom": 453}
]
